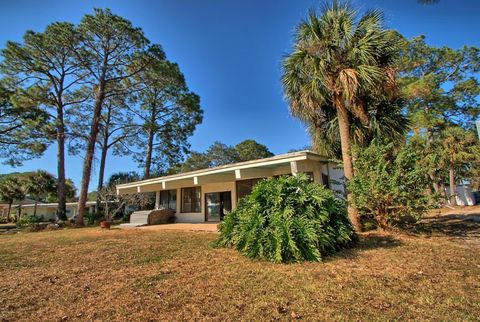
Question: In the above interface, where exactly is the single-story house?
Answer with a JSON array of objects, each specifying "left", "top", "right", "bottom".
[
  {"left": 116, "top": 150, "right": 344, "bottom": 223},
  {"left": 4, "top": 201, "right": 97, "bottom": 221}
]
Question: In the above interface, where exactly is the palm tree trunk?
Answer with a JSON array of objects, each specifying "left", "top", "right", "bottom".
[
  {"left": 336, "top": 98, "right": 361, "bottom": 232},
  {"left": 449, "top": 162, "right": 457, "bottom": 206}
]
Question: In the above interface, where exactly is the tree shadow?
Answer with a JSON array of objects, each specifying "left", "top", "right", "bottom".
[
  {"left": 326, "top": 233, "right": 403, "bottom": 262},
  {"left": 410, "top": 211, "right": 480, "bottom": 239}
]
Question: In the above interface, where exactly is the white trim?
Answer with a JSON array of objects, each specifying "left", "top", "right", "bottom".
[{"left": 116, "top": 151, "right": 328, "bottom": 193}]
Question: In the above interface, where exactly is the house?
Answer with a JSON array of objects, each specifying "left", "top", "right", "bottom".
[
  {"left": 5, "top": 201, "right": 97, "bottom": 221},
  {"left": 116, "top": 150, "right": 344, "bottom": 223}
]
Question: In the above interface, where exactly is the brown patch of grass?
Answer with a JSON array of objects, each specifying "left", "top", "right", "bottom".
[{"left": 0, "top": 226, "right": 479, "bottom": 321}]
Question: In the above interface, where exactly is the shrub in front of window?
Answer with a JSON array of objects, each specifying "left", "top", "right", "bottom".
[{"left": 217, "top": 174, "right": 356, "bottom": 263}]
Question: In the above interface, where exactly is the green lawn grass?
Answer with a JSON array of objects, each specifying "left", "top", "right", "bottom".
[{"left": 0, "top": 224, "right": 479, "bottom": 321}]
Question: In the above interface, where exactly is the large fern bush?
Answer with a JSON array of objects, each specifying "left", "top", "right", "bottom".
[{"left": 218, "top": 175, "right": 356, "bottom": 263}]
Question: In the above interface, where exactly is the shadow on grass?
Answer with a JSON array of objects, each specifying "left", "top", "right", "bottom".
[
  {"left": 410, "top": 211, "right": 480, "bottom": 239},
  {"left": 326, "top": 233, "right": 403, "bottom": 262}
]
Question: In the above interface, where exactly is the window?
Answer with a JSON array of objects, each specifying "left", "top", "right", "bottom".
[
  {"left": 160, "top": 189, "right": 176, "bottom": 210},
  {"left": 181, "top": 187, "right": 201, "bottom": 213},
  {"left": 236, "top": 178, "right": 263, "bottom": 201},
  {"left": 322, "top": 173, "right": 330, "bottom": 189},
  {"left": 304, "top": 172, "right": 314, "bottom": 182}
]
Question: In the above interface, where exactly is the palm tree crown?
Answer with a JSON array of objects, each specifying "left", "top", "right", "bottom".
[{"left": 282, "top": 1, "right": 401, "bottom": 230}]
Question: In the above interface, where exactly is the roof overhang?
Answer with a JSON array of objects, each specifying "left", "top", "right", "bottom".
[{"left": 116, "top": 151, "right": 328, "bottom": 195}]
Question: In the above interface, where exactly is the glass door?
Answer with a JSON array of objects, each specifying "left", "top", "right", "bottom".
[
  {"left": 205, "top": 193, "right": 221, "bottom": 222},
  {"left": 205, "top": 191, "right": 232, "bottom": 222}
]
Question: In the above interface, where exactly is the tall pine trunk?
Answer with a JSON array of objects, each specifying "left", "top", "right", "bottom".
[
  {"left": 76, "top": 76, "right": 107, "bottom": 225},
  {"left": 96, "top": 108, "right": 111, "bottom": 214},
  {"left": 143, "top": 106, "right": 156, "bottom": 179},
  {"left": 335, "top": 97, "right": 361, "bottom": 232},
  {"left": 56, "top": 106, "right": 67, "bottom": 220},
  {"left": 449, "top": 162, "right": 457, "bottom": 206}
]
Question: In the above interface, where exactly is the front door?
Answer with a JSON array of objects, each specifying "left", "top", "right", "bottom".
[{"left": 205, "top": 191, "right": 232, "bottom": 222}]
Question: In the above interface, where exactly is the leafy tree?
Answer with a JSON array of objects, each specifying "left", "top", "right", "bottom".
[
  {"left": 282, "top": 1, "right": 400, "bottom": 230},
  {"left": 171, "top": 140, "right": 274, "bottom": 174},
  {"left": 74, "top": 9, "right": 153, "bottom": 225},
  {"left": 218, "top": 174, "right": 356, "bottom": 263},
  {"left": 131, "top": 49, "right": 202, "bottom": 178},
  {"left": 0, "top": 175, "right": 25, "bottom": 222},
  {"left": 235, "top": 139, "right": 274, "bottom": 161},
  {"left": 1, "top": 22, "right": 85, "bottom": 220},
  {"left": 439, "top": 127, "right": 479, "bottom": 205},
  {"left": 0, "top": 84, "right": 50, "bottom": 166},
  {"left": 398, "top": 35, "right": 479, "bottom": 137},
  {"left": 23, "top": 170, "right": 56, "bottom": 216},
  {"left": 68, "top": 89, "right": 136, "bottom": 211},
  {"left": 45, "top": 178, "right": 76, "bottom": 203},
  {"left": 107, "top": 171, "right": 141, "bottom": 186},
  {"left": 206, "top": 141, "right": 239, "bottom": 167},
  {"left": 348, "top": 140, "right": 432, "bottom": 229}
]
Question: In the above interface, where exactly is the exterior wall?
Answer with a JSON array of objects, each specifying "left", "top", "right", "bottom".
[
  {"left": 164, "top": 160, "right": 345, "bottom": 223},
  {"left": 174, "top": 181, "right": 237, "bottom": 223}
]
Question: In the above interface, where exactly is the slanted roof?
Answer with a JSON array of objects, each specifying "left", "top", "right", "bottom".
[{"left": 116, "top": 150, "right": 328, "bottom": 194}]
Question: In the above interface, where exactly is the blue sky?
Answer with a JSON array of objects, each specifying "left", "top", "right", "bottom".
[{"left": 1, "top": 0, "right": 479, "bottom": 191}]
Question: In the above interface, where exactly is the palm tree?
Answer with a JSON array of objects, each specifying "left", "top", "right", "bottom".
[
  {"left": 440, "top": 127, "right": 479, "bottom": 206},
  {"left": 0, "top": 176, "right": 25, "bottom": 222},
  {"left": 23, "top": 170, "right": 56, "bottom": 216},
  {"left": 282, "top": 1, "right": 400, "bottom": 230}
]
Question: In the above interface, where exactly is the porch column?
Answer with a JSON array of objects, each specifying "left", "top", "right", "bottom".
[
  {"left": 155, "top": 191, "right": 160, "bottom": 210},
  {"left": 290, "top": 161, "right": 298, "bottom": 176}
]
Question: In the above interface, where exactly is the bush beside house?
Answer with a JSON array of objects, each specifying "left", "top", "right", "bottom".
[{"left": 218, "top": 175, "right": 356, "bottom": 263}]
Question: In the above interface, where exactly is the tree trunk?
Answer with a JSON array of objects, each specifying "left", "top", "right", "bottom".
[
  {"left": 335, "top": 98, "right": 361, "bottom": 232},
  {"left": 144, "top": 107, "right": 156, "bottom": 179},
  {"left": 34, "top": 195, "right": 39, "bottom": 217},
  {"left": 96, "top": 107, "right": 111, "bottom": 214},
  {"left": 56, "top": 106, "right": 67, "bottom": 220},
  {"left": 7, "top": 202, "right": 11, "bottom": 222},
  {"left": 449, "top": 162, "right": 457, "bottom": 206},
  {"left": 76, "top": 81, "right": 107, "bottom": 226}
]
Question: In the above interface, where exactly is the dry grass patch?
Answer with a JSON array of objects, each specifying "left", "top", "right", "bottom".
[{"left": 0, "top": 224, "right": 479, "bottom": 321}]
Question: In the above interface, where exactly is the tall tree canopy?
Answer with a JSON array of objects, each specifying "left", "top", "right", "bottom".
[
  {"left": 74, "top": 8, "right": 153, "bottom": 225},
  {"left": 398, "top": 35, "right": 480, "bottom": 136},
  {"left": 282, "top": 1, "right": 401, "bottom": 230},
  {"left": 131, "top": 48, "right": 203, "bottom": 179},
  {"left": 1, "top": 22, "right": 86, "bottom": 219},
  {"left": 0, "top": 84, "right": 50, "bottom": 166}
]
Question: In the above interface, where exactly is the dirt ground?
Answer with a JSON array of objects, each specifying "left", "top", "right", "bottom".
[{"left": 1, "top": 208, "right": 479, "bottom": 321}]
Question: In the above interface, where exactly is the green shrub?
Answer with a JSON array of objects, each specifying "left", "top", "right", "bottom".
[
  {"left": 17, "top": 214, "right": 43, "bottom": 227},
  {"left": 85, "top": 212, "right": 102, "bottom": 225},
  {"left": 0, "top": 216, "right": 8, "bottom": 224},
  {"left": 217, "top": 175, "right": 356, "bottom": 263},
  {"left": 348, "top": 140, "right": 432, "bottom": 229}
]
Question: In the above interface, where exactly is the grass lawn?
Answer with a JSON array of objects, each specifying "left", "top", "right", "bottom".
[{"left": 1, "top": 213, "right": 479, "bottom": 321}]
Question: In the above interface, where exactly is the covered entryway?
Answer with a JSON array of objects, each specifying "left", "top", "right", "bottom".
[{"left": 205, "top": 191, "right": 232, "bottom": 222}]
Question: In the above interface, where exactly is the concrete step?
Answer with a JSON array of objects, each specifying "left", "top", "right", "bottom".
[
  {"left": 118, "top": 223, "right": 146, "bottom": 228},
  {"left": 128, "top": 210, "right": 152, "bottom": 225}
]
